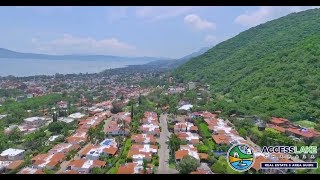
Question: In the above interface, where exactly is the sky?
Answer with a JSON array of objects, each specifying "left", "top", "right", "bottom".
[{"left": 0, "top": 6, "right": 318, "bottom": 59}]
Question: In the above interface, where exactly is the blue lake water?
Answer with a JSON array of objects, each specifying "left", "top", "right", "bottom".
[{"left": 0, "top": 58, "right": 146, "bottom": 77}]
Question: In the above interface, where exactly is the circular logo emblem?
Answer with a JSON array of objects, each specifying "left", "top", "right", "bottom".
[{"left": 227, "top": 144, "right": 255, "bottom": 172}]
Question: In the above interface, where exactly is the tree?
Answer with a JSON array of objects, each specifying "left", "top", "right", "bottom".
[
  {"left": 142, "top": 158, "right": 148, "bottom": 174},
  {"left": 238, "top": 128, "right": 248, "bottom": 138},
  {"left": 167, "top": 134, "right": 181, "bottom": 158},
  {"left": 176, "top": 155, "right": 200, "bottom": 174},
  {"left": 211, "top": 156, "right": 228, "bottom": 174},
  {"left": 131, "top": 103, "right": 134, "bottom": 120}
]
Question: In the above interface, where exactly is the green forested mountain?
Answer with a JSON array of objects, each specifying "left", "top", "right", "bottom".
[{"left": 174, "top": 8, "right": 320, "bottom": 121}]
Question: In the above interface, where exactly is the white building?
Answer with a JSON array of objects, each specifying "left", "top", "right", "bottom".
[
  {"left": 188, "top": 82, "right": 196, "bottom": 90},
  {"left": 0, "top": 148, "right": 25, "bottom": 161},
  {"left": 68, "top": 112, "right": 85, "bottom": 119},
  {"left": 58, "top": 117, "right": 75, "bottom": 123}
]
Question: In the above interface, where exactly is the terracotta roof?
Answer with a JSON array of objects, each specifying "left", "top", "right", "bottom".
[
  {"left": 252, "top": 156, "right": 270, "bottom": 171},
  {"left": 6, "top": 160, "right": 24, "bottom": 170},
  {"left": 68, "top": 159, "right": 106, "bottom": 169},
  {"left": 190, "top": 126, "right": 198, "bottom": 131},
  {"left": 212, "top": 134, "right": 230, "bottom": 144},
  {"left": 103, "top": 147, "right": 118, "bottom": 155},
  {"left": 270, "top": 117, "right": 289, "bottom": 125},
  {"left": 17, "top": 167, "right": 44, "bottom": 174},
  {"left": 286, "top": 127, "right": 317, "bottom": 138},
  {"left": 80, "top": 144, "right": 100, "bottom": 157},
  {"left": 32, "top": 153, "right": 65, "bottom": 168},
  {"left": 198, "top": 153, "right": 209, "bottom": 160},
  {"left": 175, "top": 150, "right": 189, "bottom": 160},
  {"left": 117, "top": 163, "right": 137, "bottom": 174}
]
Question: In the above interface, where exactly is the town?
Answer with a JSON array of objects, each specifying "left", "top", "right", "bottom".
[{"left": 0, "top": 68, "right": 320, "bottom": 174}]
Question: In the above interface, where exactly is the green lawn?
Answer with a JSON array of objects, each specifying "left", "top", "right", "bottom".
[
  {"left": 265, "top": 127, "right": 281, "bottom": 134},
  {"left": 293, "top": 120, "right": 317, "bottom": 129}
]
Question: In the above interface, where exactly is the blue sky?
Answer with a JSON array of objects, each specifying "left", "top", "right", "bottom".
[{"left": 0, "top": 6, "right": 318, "bottom": 59}]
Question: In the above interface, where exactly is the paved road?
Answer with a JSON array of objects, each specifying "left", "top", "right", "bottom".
[{"left": 156, "top": 113, "right": 178, "bottom": 174}]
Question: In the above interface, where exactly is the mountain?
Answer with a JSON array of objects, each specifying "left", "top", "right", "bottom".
[
  {"left": 0, "top": 48, "right": 168, "bottom": 63},
  {"left": 140, "top": 47, "right": 211, "bottom": 69},
  {"left": 174, "top": 8, "right": 320, "bottom": 121}
]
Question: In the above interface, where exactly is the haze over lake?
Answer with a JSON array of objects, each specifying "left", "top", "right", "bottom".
[{"left": 0, "top": 58, "right": 147, "bottom": 77}]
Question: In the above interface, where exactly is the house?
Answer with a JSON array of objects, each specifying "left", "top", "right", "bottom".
[
  {"left": 80, "top": 140, "right": 118, "bottom": 160},
  {"left": 66, "top": 159, "right": 106, "bottom": 174},
  {"left": 285, "top": 127, "right": 320, "bottom": 141},
  {"left": 5, "top": 160, "right": 24, "bottom": 172},
  {"left": 23, "top": 117, "right": 46, "bottom": 126},
  {"left": 31, "top": 153, "right": 65, "bottom": 170},
  {"left": 176, "top": 132, "right": 200, "bottom": 144},
  {"left": 57, "top": 101, "right": 68, "bottom": 109},
  {"left": 68, "top": 112, "right": 86, "bottom": 119},
  {"left": 178, "top": 104, "right": 193, "bottom": 113},
  {"left": 117, "top": 162, "right": 153, "bottom": 174},
  {"left": 49, "top": 143, "right": 80, "bottom": 155},
  {"left": 175, "top": 145, "right": 200, "bottom": 162},
  {"left": 0, "top": 148, "right": 25, "bottom": 161},
  {"left": 139, "top": 124, "right": 160, "bottom": 136},
  {"left": 174, "top": 122, "right": 198, "bottom": 133},
  {"left": 66, "top": 130, "right": 88, "bottom": 145},
  {"left": 58, "top": 117, "right": 75, "bottom": 123},
  {"left": 127, "top": 144, "right": 158, "bottom": 162},
  {"left": 105, "top": 121, "right": 130, "bottom": 136},
  {"left": 17, "top": 167, "right": 44, "bottom": 174},
  {"left": 270, "top": 117, "right": 290, "bottom": 127},
  {"left": 131, "top": 134, "right": 156, "bottom": 144},
  {"left": 187, "top": 82, "right": 196, "bottom": 90}
]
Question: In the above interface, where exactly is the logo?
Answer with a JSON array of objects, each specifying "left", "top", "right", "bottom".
[{"left": 227, "top": 144, "right": 255, "bottom": 172}]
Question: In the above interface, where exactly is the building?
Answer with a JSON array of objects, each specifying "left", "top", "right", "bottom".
[
  {"left": 66, "top": 159, "right": 106, "bottom": 174},
  {"left": 58, "top": 117, "right": 75, "bottom": 123},
  {"left": 175, "top": 145, "right": 206, "bottom": 162},
  {"left": 80, "top": 139, "right": 118, "bottom": 160},
  {"left": 0, "top": 148, "right": 25, "bottom": 161},
  {"left": 66, "top": 130, "right": 88, "bottom": 145},
  {"left": 139, "top": 124, "right": 160, "bottom": 137},
  {"left": 117, "top": 162, "right": 153, "bottom": 174},
  {"left": 23, "top": 117, "right": 46, "bottom": 126},
  {"left": 131, "top": 134, "right": 156, "bottom": 144},
  {"left": 31, "top": 153, "right": 65, "bottom": 170},
  {"left": 49, "top": 143, "right": 80, "bottom": 155},
  {"left": 68, "top": 112, "right": 86, "bottom": 119},
  {"left": 5, "top": 160, "right": 24, "bottom": 172},
  {"left": 17, "top": 167, "right": 44, "bottom": 174},
  {"left": 187, "top": 82, "right": 196, "bottom": 90},
  {"left": 57, "top": 101, "right": 68, "bottom": 109},
  {"left": 174, "top": 122, "right": 198, "bottom": 133}
]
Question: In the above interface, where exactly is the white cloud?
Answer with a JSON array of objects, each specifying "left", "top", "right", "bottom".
[
  {"left": 31, "top": 34, "right": 138, "bottom": 56},
  {"left": 135, "top": 6, "right": 195, "bottom": 22},
  {"left": 184, "top": 14, "right": 216, "bottom": 31},
  {"left": 205, "top": 35, "right": 217, "bottom": 43},
  {"left": 234, "top": 6, "right": 319, "bottom": 27}
]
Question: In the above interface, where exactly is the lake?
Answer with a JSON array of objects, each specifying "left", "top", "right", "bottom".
[{"left": 0, "top": 58, "right": 147, "bottom": 77}]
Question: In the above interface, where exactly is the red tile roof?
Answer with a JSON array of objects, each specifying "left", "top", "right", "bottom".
[
  {"left": 286, "top": 127, "right": 318, "bottom": 138},
  {"left": 212, "top": 134, "right": 230, "bottom": 144},
  {"left": 117, "top": 163, "right": 137, "bottom": 174}
]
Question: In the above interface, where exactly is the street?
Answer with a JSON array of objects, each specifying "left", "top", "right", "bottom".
[{"left": 156, "top": 113, "right": 178, "bottom": 174}]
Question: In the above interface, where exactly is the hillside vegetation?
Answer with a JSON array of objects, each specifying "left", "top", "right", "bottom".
[{"left": 174, "top": 9, "right": 320, "bottom": 121}]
